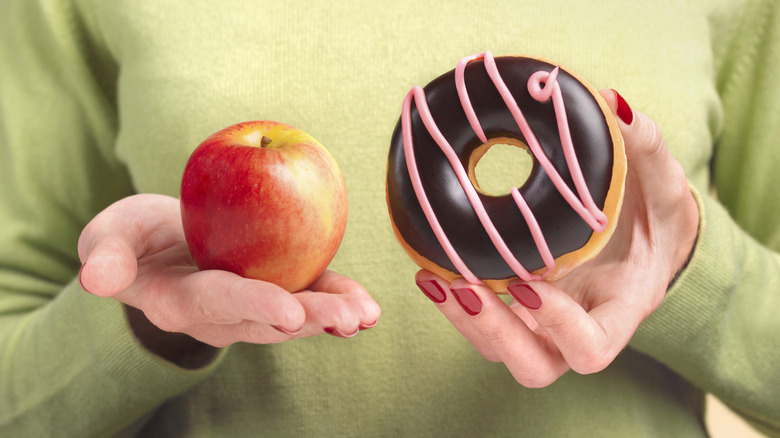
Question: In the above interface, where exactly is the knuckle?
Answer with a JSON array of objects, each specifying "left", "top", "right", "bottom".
[
  {"left": 540, "top": 314, "right": 569, "bottom": 334},
  {"left": 145, "top": 295, "right": 191, "bottom": 333},
  {"left": 636, "top": 110, "right": 661, "bottom": 139},
  {"left": 189, "top": 288, "right": 227, "bottom": 324},
  {"left": 191, "top": 273, "right": 242, "bottom": 324},
  {"left": 237, "top": 321, "right": 281, "bottom": 345},
  {"left": 477, "top": 328, "right": 516, "bottom": 361},
  {"left": 480, "top": 324, "right": 512, "bottom": 347},
  {"left": 570, "top": 349, "right": 614, "bottom": 375},
  {"left": 196, "top": 299, "right": 224, "bottom": 324},
  {"left": 279, "top": 305, "right": 305, "bottom": 332},
  {"left": 538, "top": 313, "right": 578, "bottom": 342},
  {"left": 626, "top": 111, "right": 666, "bottom": 163},
  {"left": 638, "top": 118, "right": 666, "bottom": 158},
  {"left": 239, "top": 321, "right": 263, "bottom": 342},
  {"left": 513, "top": 369, "right": 559, "bottom": 388},
  {"left": 647, "top": 123, "right": 664, "bottom": 152},
  {"left": 327, "top": 301, "right": 359, "bottom": 328},
  {"left": 482, "top": 336, "right": 561, "bottom": 387},
  {"left": 355, "top": 294, "right": 381, "bottom": 319},
  {"left": 268, "top": 295, "right": 304, "bottom": 329}
]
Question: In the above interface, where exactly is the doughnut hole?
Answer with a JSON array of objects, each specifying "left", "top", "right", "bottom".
[{"left": 468, "top": 137, "right": 534, "bottom": 197}]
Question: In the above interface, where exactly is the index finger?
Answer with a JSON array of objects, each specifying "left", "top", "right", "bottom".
[
  {"left": 305, "top": 269, "right": 381, "bottom": 329},
  {"left": 133, "top": 268, "right": 307, "bottom": 336},
  {"left": 508, "top": 280, "right": 640, "bottom": 375},
  {"left": 430, "top": 275, "right": 571, "bottom": 387}
]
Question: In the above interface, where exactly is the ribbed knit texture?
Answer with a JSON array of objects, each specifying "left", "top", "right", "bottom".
[{"left": 1, "top": 0, "right": 779, "bottom": 436}]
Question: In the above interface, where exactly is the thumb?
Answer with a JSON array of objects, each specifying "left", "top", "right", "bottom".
[
  {"left": 601, "top": 89, "right": 696, "bottom": 213},
  {"left": 78, "top": 233, "right": 137, "bottom": 297},
  {"left": 599, "top": 89, "right": 674, "bottom": 180},
  {"left": 77, "top": 194, "right": 180, "bottom": 297}
]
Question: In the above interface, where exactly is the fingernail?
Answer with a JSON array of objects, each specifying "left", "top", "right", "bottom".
[
  {"left": 451, "top": 287, "right": 483, "bottom": 316},
  {"left": 507, "top": 284, "right": 542, "bottom": 310},
  {"left": 359, "top": 319, "right": 378, "bottom": 330},
  {"left": 416, "top": 280, "right": 447, "bottom": 304},
  {"left": 324, "top": 327, "right": 359, "bottom": 338},
  {"left": 78, "top": 264, "right": 93, "bottom": 294},
  {"left": 272, "top": 325, "right": 302, "bottom": 336},
  {"left": 612, "top": 89, "right": 634, "bottom": 125}
]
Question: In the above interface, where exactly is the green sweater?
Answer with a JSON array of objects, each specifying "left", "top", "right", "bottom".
[{"left": 1, "top": 0, "right": 779, "bottom": 436}]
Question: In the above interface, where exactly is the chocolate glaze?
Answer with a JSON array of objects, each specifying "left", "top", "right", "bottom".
[{"left": 387, "top": 56, "right": 614, "bottom": 279}]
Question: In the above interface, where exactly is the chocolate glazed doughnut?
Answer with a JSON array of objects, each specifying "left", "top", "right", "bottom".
[{"left": 386, "top": 52, "right": 626, "bottom": 292}]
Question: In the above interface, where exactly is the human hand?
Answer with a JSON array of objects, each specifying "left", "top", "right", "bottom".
[
  {"left": 77, "top": 194, "right": 380, "bottom": 352},
  {"left": 415, "top": 89, "right": 699, "bottom": 387}
]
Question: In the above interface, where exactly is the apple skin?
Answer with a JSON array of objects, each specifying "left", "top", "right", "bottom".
[{"left": 180, "top": 121, "right": 348, "bottom": 292}]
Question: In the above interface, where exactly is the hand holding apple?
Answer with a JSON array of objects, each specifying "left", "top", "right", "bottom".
[
  {"left": 76, "top": 122, "right": 376, "bottom": 354},
  {"left": 77, "top": 194, "right": 380, "bottom": 352},
  {"left": 180, "top": 121, "right": 348, "bottom": 292}
]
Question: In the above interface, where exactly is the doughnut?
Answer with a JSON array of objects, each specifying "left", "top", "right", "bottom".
[{"left": 386, "top": 52, "right": 626, "bottom": 292}]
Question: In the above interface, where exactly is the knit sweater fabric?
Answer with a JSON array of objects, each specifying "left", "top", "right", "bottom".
[{"left": 1, "top": 0, "right": 779, "bottom": 436}]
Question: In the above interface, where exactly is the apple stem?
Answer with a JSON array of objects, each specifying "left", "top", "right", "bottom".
[{"left": 261, "top": 136, "right": 272, "bottom": 148}]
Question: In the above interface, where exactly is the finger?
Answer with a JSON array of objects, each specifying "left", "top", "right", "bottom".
[
  {"left": 600, "top": 88, "right": 697, "bottom": 258},
  {"left": 183, "top": 319, "right": 292, "bottom": 348},
  {"left": 137, "top": 269, "right": 307, "bottom": 336},
  {"left": 77, "top": 194, "right": 181, "bottom": 297},
  {"left": 507, "top": 280, "right": 636, "bottom": 375},
  {"left": 190, "top": 271, "right": 380, "bottom": 340},
  {"left": 206, "top": 280, "right": 374, "bottom": 343},
  {"left": 308, "top": 270, "right": 381, "bottom": 328},
  {"left": 414, "top": 270, "right": 492, "bottom": 357},
  {"left": 449, "top": 279, "right": 571, "bottom": 387},
  {"left": 418, "top": 270, "right": 570, "bottom": 387},
  {"left": 599, "top": 89, "right": 678, "bottom": 182},
  {"left": 416, "top": 269, "right": 537, "bottom": 346},
  {"left": 149, "top": 271, "right": 310, "bottom": 347},
  {"left": 294, "top": 292, "right": 365, "bottom": 338}
]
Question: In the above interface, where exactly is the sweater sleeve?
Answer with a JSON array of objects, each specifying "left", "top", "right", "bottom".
[
  {"left": 0, "top": 0, "right": 223, "bottom": 435},
  {"left": 629, "top": 0, "right": 780, "bottom": 435}
]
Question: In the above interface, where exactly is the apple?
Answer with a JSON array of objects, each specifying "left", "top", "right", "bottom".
[{"left": 180, "top": 120, "right": 348, "bottom": 292}]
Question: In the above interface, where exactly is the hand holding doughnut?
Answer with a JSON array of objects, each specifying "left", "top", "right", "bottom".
[
  {"left": 387, "top": 53, "right": 627, "bottom": 290},
  {"left": 415, "top": 91, "right": 699, "bottom": 387},
  {"left": 77, "top": 194, "right": 381, "bottom": 357}
]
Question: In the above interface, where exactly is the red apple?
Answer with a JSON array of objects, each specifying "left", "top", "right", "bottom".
[{"left": 180, "top": 120, "right": 348, "bottom": 292}]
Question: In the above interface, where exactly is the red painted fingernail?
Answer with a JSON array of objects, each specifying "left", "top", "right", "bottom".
[
  {"left": 612, "top": 89, "right": 634, "bottom": 125},
  {"left": 507, "top": 284, "right": 542, "bottom": 310},
  {"left": 272, "top": 325, "right": 302, "bottom": 336},
  {"left": 451, "top": 287, "right": 483, "bottom": 316},
  {"left": 324, "top": 327, "right": 359, "bottom": 338},
  {"left": 78, "top": 264, "right": 93, "bottom": 294},
  {"left": 416, "top": 280, "right": 447, "bottom": 304}
]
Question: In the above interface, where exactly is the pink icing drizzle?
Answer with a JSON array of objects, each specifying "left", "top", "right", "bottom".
[{"left": 401, "top": 52, "right": 608, "bottom": 284}]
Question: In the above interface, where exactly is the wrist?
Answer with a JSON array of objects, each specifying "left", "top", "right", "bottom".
[{"left": 666, "top": 186, "right": 700, "bottom": 289}]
